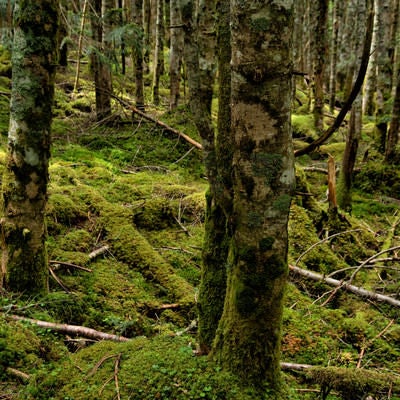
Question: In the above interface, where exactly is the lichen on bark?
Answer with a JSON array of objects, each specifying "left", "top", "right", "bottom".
[{"left": 1, "top": 0, "right": 59, "bottom": 294}]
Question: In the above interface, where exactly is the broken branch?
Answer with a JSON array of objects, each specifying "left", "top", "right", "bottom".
[
  {"left": 8, "top": 315, "right": 129, "bottom": 342},
  {"left": 289, "top": 265, "right": 400, "bottom": 307}
]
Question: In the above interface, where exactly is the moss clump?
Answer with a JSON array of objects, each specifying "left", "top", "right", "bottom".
[
  {"left": 24, "top": 335, "right": 258, "bottom": 400},
  {"left": 133, "top": 197, "right": 175, "bottom": 230}
]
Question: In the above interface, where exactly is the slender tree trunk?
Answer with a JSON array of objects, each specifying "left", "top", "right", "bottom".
[
  {"left": 386, "top": 67, "right": 400, "bottom": 162},
  {"left": 90, "top": 0, "right": 112, "bottom": 121},
  {"left": 118, "top": 0, "right": 126, "bottom": 75},
  {"left": 152, "top": 0, "right": 164, "bottom": 105},
  {"left": 143, "top": 0, "right": 151, "bottom": 73},
  {"left": 329, "top": 0, "right": 340, "bottom": 112},
  {"left": 211, "top": 1, "right": 295, "bottom": 394},
  {"left": 375, "top": 0, "right": 392, "bottom": 152},
  {"left": 132, "top": 0, "right": 145, "bottom": 111},
  {"left": 1, "top": 0, "right": 58, "bottom": 294},
  {"left": 74, "top": 0, "right": 89, "bottom": 92},
  {"left": 169, "top": 0, "right": 183, "bottom": 109},
  {"left": 363, "top": 0, "right": 379, "bottom": 115},
  {"left": 337, "top": 0, "right": 372, "bottom": 211},
  {"left": 311, "top": 0, "right": 329, "bottom": 131}
]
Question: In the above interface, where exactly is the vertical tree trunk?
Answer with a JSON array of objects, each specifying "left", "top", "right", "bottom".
[
  {"left": 143, "top": 0, "right": 151, "bottom": 74},
  {"left": 152, "top": 0, "right": 164, "bottom": 105},
  {"left": 1, "top": 0, "right": 58, "bottom": 294},
  {"left": 328, "top": 0, "right": 340, "bottom": 112},
  {"left": 337, "top": 0, "right": 373, "bottom": 211},
  {"left": 363, "top": 0, "right": 379, "bottom": 115},
  {"left": 118, "top": 0, "right": 126, "bottom": 75},
  {"left": 386, "top": 67, "right": 400, "bottom": 162},
  {"left": 90, "top": 0, "right": 112, "bottom": 121},
  {"left": 169, "top": 0, "right": 183, "bottom": 109},
  {"left": 132, "top": 0, "right": 145, "bottom": 111},
  {"left": 311, "top": 0, "right": 329, "bottom": 131},
  {"left": 211, "top": 0, "right": 295, "bottom": 394},
  {"left": 375, "top": 0, "right": 392, "bottom": 152}
]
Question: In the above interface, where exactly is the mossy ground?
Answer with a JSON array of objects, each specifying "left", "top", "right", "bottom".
[{"left": 0, "top": 51, "right": 399, "bottom": 399}]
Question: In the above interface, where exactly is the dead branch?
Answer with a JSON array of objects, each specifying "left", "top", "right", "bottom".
[
  {"left": 289, "top": 265, "right": 400, "bottom": 307},
  {"left": 7, "top": 315, "right": 129, "bottom": 342},
  {"left": 114, "top": 353, "right": 121, "bottom": 400},
  {"left": 327, "top": 155, "right": 337, "bottom": 209},
  {"left": 87, "top": 353, "right": 120, "bottom": 379},
  {"left": 88, "top": 245, "right": 110, "bottom": 260},
  {"left": 49, "top": 260, "right": 92, "bottom": 273},
  {"left": 295, "top": 229, "right": 363, "bottom": 266},
  {"left": 111, "top": 94, "right": 203, "bottom": 150},
  {"left": 294, "top": 6, "right": 374, "bottom": 157},
  {"left": 6, "top": 367, "right": 30, "bottom": 381},
  {"left": 280, "top": 362, "right": 313, "bottom": 371},
  {"left": 49, "top": 266, "right": 71, "bottom": 293}
]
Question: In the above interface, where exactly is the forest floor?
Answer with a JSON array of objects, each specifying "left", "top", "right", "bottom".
[{"left": 0, "top": 55, "right": 400, "bottom": 399}]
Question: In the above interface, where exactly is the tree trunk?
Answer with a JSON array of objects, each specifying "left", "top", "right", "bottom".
[
  {"left": 195, "top": 0, "right": 232, "bottom": 354},
  {"left": 132, "top": 0, "right": 145, "bottom": 111},
  {"left": 311, "top": 0, "right": 329, "bottom": 131},
  {"left": 375, "top": 0, "right": 392, "bottom": 153},
  {"left": 386, "top": 66, "right": 400, "bottom": 162},
  {"left": 152, "top": 0, "right": 164, "bottom": 105},
  {"left": 90, "top": 0, "right": 112, "bottom": 121},
  {"left": 337, "top": 0, "right": 372, "bottom": 211},
  {"left": 1, "top": 0, "right": 58, "bottom": 294},
  {"left": 211, "top": 1, "right": 295, "bottom": 394},
  {"left": 169, "top": 0, "right": 183, "bottom": 109}
]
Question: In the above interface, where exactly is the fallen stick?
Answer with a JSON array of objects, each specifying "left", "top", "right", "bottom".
[
  {"left": 8, "top": 315, "right": 129, "bottom": 342},
  {"left": 111, "top": 93, "right": 203, "bottom": 150},
  {"left": 289, "top": 265, "right": 400, "bottom": 307}
]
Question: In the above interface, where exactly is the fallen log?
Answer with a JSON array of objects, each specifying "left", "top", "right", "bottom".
[
  {"left": 289, "top": 265, "right": 400, "bottom": 307},
  {"left": 8, "top": 315, "right": 129, "bottom": 342}
]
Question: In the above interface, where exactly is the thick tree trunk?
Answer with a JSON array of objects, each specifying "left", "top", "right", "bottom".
[
  {"left": 386, "top": 67, "right": 400, "bottom": 162},
  {"left": 211, "top": 1, "right": 295, "bottom": 393},
  {"left": 1, "top": 0, "right": 58, "bottom": 294},
  {"left": 169, "top": 0, "right": 183, "bottom": 109}
]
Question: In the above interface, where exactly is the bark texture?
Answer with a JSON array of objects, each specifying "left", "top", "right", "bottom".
[
  {"left": 1, "top": 0, "right": 58, "bottom": 294},
  {"left": 211, "top": 0, "right": 295, "bottom": 393}
]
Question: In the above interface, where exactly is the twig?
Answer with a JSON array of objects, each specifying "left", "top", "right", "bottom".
[
  {"left": 49, "top": 266, "right": 71, "bottom": 293},
  {"left": 176, "top": 320, "right": 197, "bottom": 336},
  {"left": 49, "top": 260, "right": 92, "bottom": 273},
  {"left": 6, "top": 367, "right": 30, "bottom": 381},
  {"left": 155, "top": 246, "right": 195, "bottom": 255},
  {"left": 88, "top": 245, "right": 110, "bottom": 260},
  {"left": 295, "top": 229, "right": 363, "bottom": 266},
  {"left": 348, "top": 245, "right": 400, "bottom": 283},
  {"left": 114, "top": 354, "right": 122, "bottom": 400},
  {"left": 357, "top": 319, "right": 394, "bottom": 368},
  {"left": 86, "top": 354, "right": 120, "bottom": 379}
]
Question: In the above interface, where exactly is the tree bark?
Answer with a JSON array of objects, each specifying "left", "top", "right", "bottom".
[
  {"left": 132, "top": 0, "right": 145, "bottom": 111},
  {"left": 169, "top": 0, "right": 184, "bottom": 109},
  {"left": 211, "top": 1, "right": 295, "bottom": 393},
  {"left": 152, "top": 0, "right": 164, "bottom": 105},
  {"left": 90, "top": 0, "right": 112, "bottom": 121},
  {"left": 1, "top": 0, "right": 58, "bottom": 294}
]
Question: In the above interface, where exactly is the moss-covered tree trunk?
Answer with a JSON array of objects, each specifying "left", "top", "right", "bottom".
[
  {"left": 1, "top": 0, "right": 58, "bottom": 294},
  {"left": 211, "top": 1, "right": 295, "bottom": 394},
  {"left": 198, "top": 0, "right": 232, "bottom": 353}
]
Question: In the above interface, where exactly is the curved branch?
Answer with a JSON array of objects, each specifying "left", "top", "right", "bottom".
[{"left": 295, "top": 6, "right": 374, "bottom": 157}]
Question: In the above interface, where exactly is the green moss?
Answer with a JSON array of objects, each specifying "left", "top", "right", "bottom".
[
  {"left": 235, "top": 285, "right": 257, "bottom": 317},
  {"left": 250, "top": 17, "right": 269, "bottom": 32},
  {"left": 251, "top": 153, "right": 282, "bottom": 184},
  {"left": 247, "top": 211, "right": 263, "bottom": 228},
  {"left": 273, "top": 194, "right": 292, "bottom": 212},
  {"left": 24, "top": 335, "right": 258, "bottom": 400}
]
